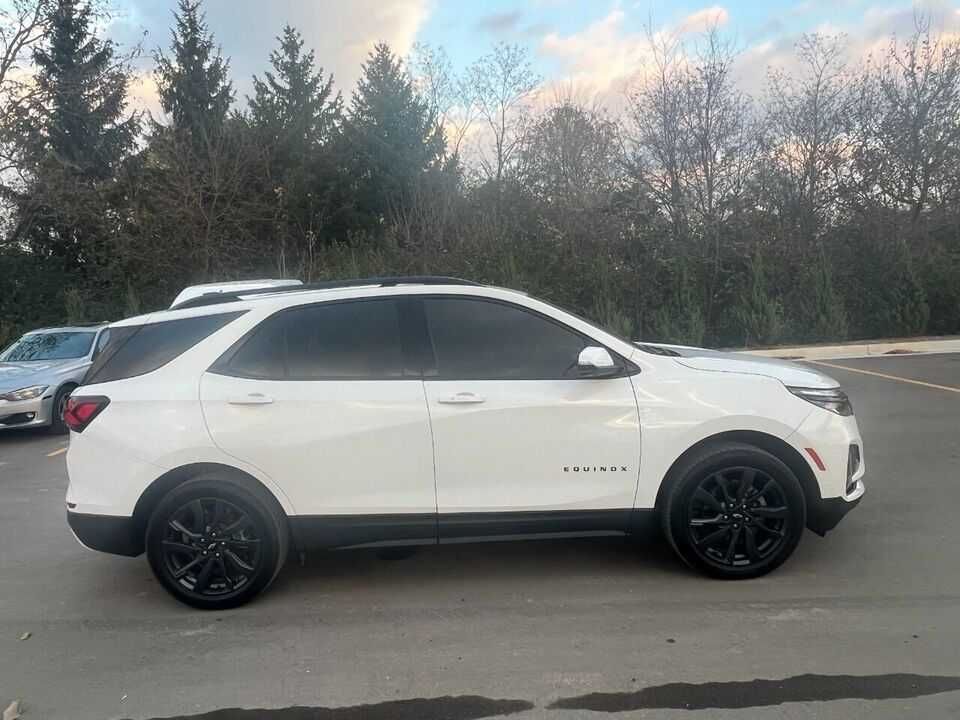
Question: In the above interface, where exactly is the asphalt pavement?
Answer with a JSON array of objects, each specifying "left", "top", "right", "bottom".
[{"left": 1, "top": 353, "right": 959, "bottom": 720}]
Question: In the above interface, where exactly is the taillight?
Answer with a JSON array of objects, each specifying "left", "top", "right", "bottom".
[{"left": 63, "top": 396, "right": 110, "bottom": 433}]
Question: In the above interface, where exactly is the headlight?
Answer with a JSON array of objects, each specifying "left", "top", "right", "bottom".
[
  {"left": 0, "top": 385, "right": 49, "bottom": 402},
  {"left": 788, "top": 386, "right": 853, "bottom": 416}
]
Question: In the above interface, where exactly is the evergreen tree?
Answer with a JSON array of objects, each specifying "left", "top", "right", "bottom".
[
  {"left": 154, "top": 0, "right": 232, "bottom": 143},
  {"left": 24, "top": 0, "right": 136, "bottom": 177},
  {"left": 12, "top": 0, "right": 137, "bottom": 273},
  {"left": 245, "top": 26, "right": 343, "bottom": 276},
  {"left": 344, "top": 42, "right": 445, "bottom": 229},
  {"left": 249, "top": 25, "right": 339, "bottom": 149},
  {"left": 732, "top": 252, "right": 784, "bottom": 346},
  {"left": 144, "top": 0, "right": 255, "bottom": 284}
]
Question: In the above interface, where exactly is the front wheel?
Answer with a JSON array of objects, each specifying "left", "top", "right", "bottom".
[
  {"left": 146, "top": 475, "right": 288, "bottom": 609},
  {"left": 48, "top": 384, "right": 74, "bottom": 434},
  {"left": 661, "top": 442, "right": 806, "bottom": 579}
]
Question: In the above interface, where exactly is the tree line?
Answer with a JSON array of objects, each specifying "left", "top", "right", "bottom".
[{"left": 1, "top": 0, "right": 959, "bottom": 348}]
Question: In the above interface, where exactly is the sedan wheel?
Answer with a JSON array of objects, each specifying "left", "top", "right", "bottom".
[{"left": 49, "top": 385, "right": 73, "bottom": 434}]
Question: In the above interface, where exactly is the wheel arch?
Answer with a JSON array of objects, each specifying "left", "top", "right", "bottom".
[
  {"left": 51, "top": 380, "right": 79, "bottom": 402},
  {"left": 654, "top": 430, "right": 821, "bottom": 514},
  {"left": 131, "top": 462, "right": 290, "bottom": 552},
  {"left": 48, "top": 381, "right": 79, "bottom": 430}
]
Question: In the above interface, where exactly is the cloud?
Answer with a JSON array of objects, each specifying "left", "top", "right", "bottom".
[
  {"left": 475, "top": 11, "right": 524, "bottom": 34},
  {"left": 537, "top": 6, "right": 730, "bottom": 103},
  {"left": 534, "top": 0, "right": 960, "bottom": 114},
  {"left": 524, "top": 22, "right": 552, "bottom": 37},
  {"left": 539, "top": 9, "right": 649, "bottom": 99},
  {"left": 752, "top": 16, "right": 785, "bottom": 39},
  {"left": 676, "top": 6, "right": 730, "bottom": 35},
  {"left": 117, "top": 0, "right": 432, "bottom": 106},
  {"left": 127, "top": 72, "right": 163, "bottom": 119},
  {"left": 737, "top": 0, "right": 960, "bottom": 94}
]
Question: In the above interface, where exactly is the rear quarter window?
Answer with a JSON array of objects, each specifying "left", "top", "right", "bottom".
[{"left": 84, "top": 312, "right": 246, "bottom": 385}]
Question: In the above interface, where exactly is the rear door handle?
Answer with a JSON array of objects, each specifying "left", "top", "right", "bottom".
[
  {"left": 438, "top": 391, "right": 486, "bottom": 404},
  {"left": 228, "top": 393, "right": 274, "bottom": 406}
]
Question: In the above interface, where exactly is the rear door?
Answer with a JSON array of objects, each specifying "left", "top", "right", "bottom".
[
  {"left": 200, "top": 298, "right": 436, "bottom": 542},
  {"left": 418, "top": 296, "right": 642, "bottom": 539}
]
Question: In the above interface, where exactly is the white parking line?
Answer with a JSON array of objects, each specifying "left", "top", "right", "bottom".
[
  {"left": 809, "top": 360, "right": 960, "bottom": 394},
  {"left": 46, "top": 447, "right": 68, "bottom": 458}
]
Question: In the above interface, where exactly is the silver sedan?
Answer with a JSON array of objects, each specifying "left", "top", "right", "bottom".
[{"left": 0, "top": 324, "right": 109, "bottom": 433}]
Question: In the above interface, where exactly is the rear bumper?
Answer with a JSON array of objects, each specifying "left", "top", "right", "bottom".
[{"left": 67, "top": 510, "right": 143, "bottom": 557}]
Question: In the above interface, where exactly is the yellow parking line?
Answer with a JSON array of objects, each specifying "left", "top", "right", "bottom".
[
  {"left": 809, "top": 360, "right": 960, "bottom": 394},
  {"left": 46, "top": 447, "right": 68, "bottom": 458}
]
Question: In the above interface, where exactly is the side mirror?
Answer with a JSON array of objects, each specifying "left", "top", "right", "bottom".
[{"left": 577, "top": 346, "right": 618, "bottom": 376}]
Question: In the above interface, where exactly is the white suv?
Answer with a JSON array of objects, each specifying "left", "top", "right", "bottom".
[{"left": 65, "top": 277, "right": 865, "bottom": 608}]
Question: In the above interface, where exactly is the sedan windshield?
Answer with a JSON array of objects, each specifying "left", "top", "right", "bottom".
[{"left": 0, "top": 332, "right": 95, "bottom": 361}]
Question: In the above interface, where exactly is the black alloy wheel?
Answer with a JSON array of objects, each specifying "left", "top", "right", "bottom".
[
  {"left": 662, "top": 442, "right": 806, "bottom": 579},
  {"left": 146, "top": 475, "right": 287, "bottom": 609},
  {"left": 161, "top": 498, "right": 263, "bottom": 599},
  {"left": 685, "top": 467, "right": 790, "bottom": 569}
]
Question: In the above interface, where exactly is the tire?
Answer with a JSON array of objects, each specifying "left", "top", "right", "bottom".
[
  {"left": 48, "top": 384, "right": 74, "bottom": 434},
  {"left": 146, "top": 474, "right": 288, "bottom": 609},
  {"left": 661, "top": 442, "right": 806, "bottom": 579}
]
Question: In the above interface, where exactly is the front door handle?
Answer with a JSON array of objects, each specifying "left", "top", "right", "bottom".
[
  {"left": 228, "top": 393, "right": 274, "bottom": 406},
  {"left": 438, "top": 391, "right": 486, "bottom": 404}
]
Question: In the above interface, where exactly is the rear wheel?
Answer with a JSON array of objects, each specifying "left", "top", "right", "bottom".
[
  {"left": 661, "top": 442, "right": 806, "bottom": 579},
  {"left": 146, "top": 474, "right": 288, "bottom": 609}
]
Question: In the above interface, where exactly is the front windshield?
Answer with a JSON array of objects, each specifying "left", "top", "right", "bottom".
[{"left": 0, "top": 332, "right": 95, "bottom": 362}]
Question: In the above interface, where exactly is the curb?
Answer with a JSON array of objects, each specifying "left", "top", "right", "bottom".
[{"left": 739, "top": 336, "right": 960, "bottom": 361}]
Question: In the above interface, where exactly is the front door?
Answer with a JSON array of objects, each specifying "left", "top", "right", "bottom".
[
  {"left": 200, "top": 298, "right": 436, "bottom": 544},
  {"left": 417, "top": 296, "right": 641, "bottom": 540}
]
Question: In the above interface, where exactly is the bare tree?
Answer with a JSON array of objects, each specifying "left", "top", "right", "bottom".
[
  {"left": 764, "top": 34, "right": 855, "bottom": 239},
  {"left": 0, "top": 0, "right": 49, "bottom": 105},
  {"left": 408, "top": 42, "right": 476, "bottom": 159},
  {"left": 0, "top": 0, "right": 51, "bottom": 182},
  {"left": 142, "top": 124, "right": 271, "bottom": 282},
  {"left": 866, "top": 20, "right": 960, "bottom": 222},
  {"left": 683, "top": 31, "right": 759, "bottom": 225},
  {"left": 467, "top": 42, "right": 539, "bottom": 185},
  {"left": 681, "top": 28, "right": 761, "bottom": 309},
  {"left": 626, "top": 27, "right": 688, "bottom": 240},
  {"left": 519, "top": 96, "right": 623, "bottom": 210}
]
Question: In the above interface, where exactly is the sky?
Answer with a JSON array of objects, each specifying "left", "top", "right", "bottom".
[{"left": 108, "top": 0, "right": 960, "bottom": 117}]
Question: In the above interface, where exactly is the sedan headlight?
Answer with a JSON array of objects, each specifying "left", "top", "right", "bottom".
[
  {"left": 787, "top": 386, "right": 853, "bottom": 416},
  {"left": 0, "top": 385, "right": 49, "bottom": 402}
]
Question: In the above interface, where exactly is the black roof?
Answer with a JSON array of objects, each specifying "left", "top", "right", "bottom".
[{"left": 171, "top": 276, "right": 482, "bottom": 311}]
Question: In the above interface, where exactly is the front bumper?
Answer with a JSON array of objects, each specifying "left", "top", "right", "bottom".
[
  {"left": 67, "top": 511, "right": 143, "bottom": 557},
  {"left": 807, "top": 477, "right": 864, "bottom": 535},
  {"left": 0, "top": 394, "right": 54, "bottom": 430},
  {"left": 789, "top": 406, "right": 866, "bottom": 535}
]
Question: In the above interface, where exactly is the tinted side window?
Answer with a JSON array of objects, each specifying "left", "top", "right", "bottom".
[
  {"left": 220, "top": 299, "right": 405, "bottom": 380},
  {"left": 424, "top": 297, "right": 589, "bottom": 380},
  {"left": 85, "top": 312, "right": 245, "bottom": 385}
]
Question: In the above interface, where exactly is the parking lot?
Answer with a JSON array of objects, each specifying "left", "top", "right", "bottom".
[{"left": 2, "top": 352, "right": 959, "bottom": 720}]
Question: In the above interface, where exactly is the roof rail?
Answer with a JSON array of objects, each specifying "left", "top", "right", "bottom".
[
  {"left": 31, "top": 321, "right": 110, "bottom": 330},
  {"left": 170, "top": 275, "right": 483, "bottom": 311}
]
